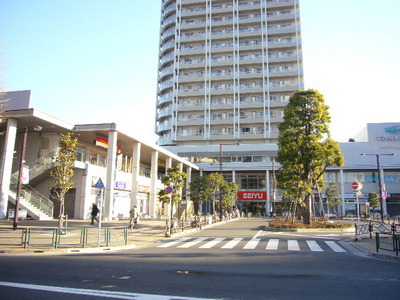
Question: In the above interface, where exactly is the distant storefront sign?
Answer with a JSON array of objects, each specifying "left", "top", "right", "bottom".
[{"left": 237, "top": 191, "right": 267, "bottom": 201}]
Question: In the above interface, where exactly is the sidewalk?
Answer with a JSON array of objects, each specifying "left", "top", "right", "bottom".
[
  {"left": 0, "top": 218, "right": 399, "bottom": 261},
  {"left": 0, "top": 217, "right": 168, "bottom": 255},
  {"left": 348, "top": 235, "right": 400, "bottom": 262}
]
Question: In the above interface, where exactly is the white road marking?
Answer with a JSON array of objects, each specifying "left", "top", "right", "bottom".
[
  {"left": 307, "top": 240, "right": 323, "bottom": 252},
  {"left": 288, "top": 240, "right": 300, "bottom": 251},
  {"left": 0, "top": 281, "right": 211, "bottom": 299},
  {"left": 199, "top": 238, "right": 225, "bottom": 249},
  {"left": 178, "top": 238, "right": 208, "bottom": 248},
  {"left": 243, "top": 238, "right": 260, "bottom": 250},
  {"left": 325, "top": 241, "right": 347, "bottom": 252},
  {"left": 221, "top": 238, "right": 243, "bottom": 249},
  {"left": 157, "top": 237, "right": 192, "bottom": 248},
  {"left": 266, "top": 239, "right": 279, "bottom": 250}
]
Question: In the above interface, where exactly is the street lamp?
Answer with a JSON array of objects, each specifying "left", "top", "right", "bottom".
[
  {"left": 360, "top": 153, "right": 396, "bottom": 222},
  {"left": 219, "top": 143, "right": 240, "bottom": 220},
  {"left": 13, "top": 126, "right": 42, "bottom": 229}
]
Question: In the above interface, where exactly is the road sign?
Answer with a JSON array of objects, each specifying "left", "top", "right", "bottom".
[
  {"left": 352, "top": 182, "right": 363, "bottom": 190},
  {"left": 95, "top": 178, "right": 105, "bottom": 189},
  {"left": 165, "top": 186, "right": 173, "bottom": 193}
]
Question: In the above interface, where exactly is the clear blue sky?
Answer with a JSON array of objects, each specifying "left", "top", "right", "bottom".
[{"left": 1, "top": 0, "right": 399, "bottom": 143}]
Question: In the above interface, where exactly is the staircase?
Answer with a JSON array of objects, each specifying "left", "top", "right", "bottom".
[{"left": 8, "top": 149, "right": 57, "bottom": 220}]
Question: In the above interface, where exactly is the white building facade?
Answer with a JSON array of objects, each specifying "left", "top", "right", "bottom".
[{"left": 0, "top": 91, "right": 198, "bottom": 221}]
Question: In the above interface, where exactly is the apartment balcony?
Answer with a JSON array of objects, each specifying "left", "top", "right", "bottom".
[
  {"left": 268, "top": 70, "right": 299, "bottom": 78},
  {"left": 239, "top": 101, "right": 264, "bottom": 109},
  {"left": 180, "top": 35, "right": 203, "bottom": 44},
  {"left": 209, "top": 132, "right": 235, "bottom": 140},
  {"left": 267, "top": 13, "right": 296, "bottom": 23},
  {"left": 268, "top": 55, "right": 299, "bottom": 64},
  {"left": 163, "top": 3, "right": 176, "bottom": 18},
  {"left": 159, "top": 80, "right": 173, "bottom": 93},
  {"left": 269, "top": 85, "right": 299, "bottom": 92},
  {"left": 156, "top": 122, "right": 172, "bottom": 133},
  {"left": 157, "top": 107, "right": 173, "bottom": 119},
  {"left": 239, "top": 72, "right": 263, "bottom": 80},
  {"left": 210, "top": 6, "right": 233, "bottom": 14},
  {"left": 179, "top": 46, "right": 206, "bottom": 56},
  {"left": 180, "top": 22, "right": 207, "bottom": 30},
  {"left": 159, "top": 66, "right": 174, "bottom": 81},
  {"left": 181, "top": 0, "right": 205, "bottom": 4},
  {"left": 266, "top": 0, "right": 295, "bottom": 9},
  {"left": 211, "top": 45, "right": 234, "bottom": 54},
  {"left": 179, "top": 75, "right": 206, "bottom": 83},
  {"left": 161, "top": 40, "right": 175, "bottom": 54},
  {"left": 177, "top": 89, "right": 205, "bottom": 97},
  {"left": 177, "top": 118, "right": 204, "bottom": 126},
  {"left": 239, "top": 57, "right": 263, "bottom": 65},
  {"left": 238, "top": 86, "right": 264, "bottom": 94},
  {"left": 269, "top": 100, "right": 289, "bottom": 108},
  {"left": 179, "top": 62, "right": 206, "bottom": 69},
  {"left": 238, "top": 131, "right": 265, "bottom": 140},
  {"left": 268, "top": 41, "right": 298, "bottom": 49},
  {"left": 157, "top": 93, "right": 173, "bottom": 106},
  {"left": 209, "top": 103, "right": 233, "bottom": 110},
  {"left": 181, "top": 9, "right": 207, "bottom": 18},
  {"left": 177, "top": 104, "right": 205, "bottom": 112},
  {"left": 267, "top": 26, "right": 297, "bottom": 36},
  {"left": 160, "top": 53, "right": 174, "bottom": 68},
  {"left": 210, "top": 118, "right": 234, "bottom": 125},
  {"left": 239, "top": 116, "right": 265, "bottom": 124},
  {"left": 176, "top": 134, "right": 205, "bottom": 141}
]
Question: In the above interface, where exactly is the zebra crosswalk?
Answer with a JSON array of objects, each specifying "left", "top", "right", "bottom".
[{"left": 157, "top": 237, "right": 347, "bottom": 253}]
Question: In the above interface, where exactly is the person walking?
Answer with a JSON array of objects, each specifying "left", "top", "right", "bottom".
[
  {"left": 129, "top": 206, "right": 138, "bottom": 229},
  {"left": 90, "top": 203, "right": 100, "bottom": 225}
]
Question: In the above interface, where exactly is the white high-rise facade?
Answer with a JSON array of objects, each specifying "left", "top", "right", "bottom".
[{"left": 156, "top": 0, "right": 303, "bottom": 146}]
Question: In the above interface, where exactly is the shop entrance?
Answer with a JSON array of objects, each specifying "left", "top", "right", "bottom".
[{"left": 238, "top": 201, "right": 267, "bottom": 216}]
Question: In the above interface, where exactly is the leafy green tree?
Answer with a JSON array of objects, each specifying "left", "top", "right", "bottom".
[
  {"left": 205, "top": 173, "right": 225, "bottom": 216},
  {"left": 368, "top": 192, "right": 380, "bottom": 214},
  {"left": 158, "top": 166, "right": 187, "bottom": 218},
  {"left": 220, "top": 181, "right": 238, "bottom": 214},
  {"left": 189, "top": 175, "right": 209, "bottom": 215},
  {"left": 47, "top": 133, "right": 77, "bottom": 229},
  {"left": 276, "top": 90, "right": 344, "bottom": 224},
  {"left": 325, "top": 182, "right": 341, "bottom": 216}
]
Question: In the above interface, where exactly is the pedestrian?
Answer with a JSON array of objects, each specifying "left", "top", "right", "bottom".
[
  {"left": 129, "top": 206, "right": 138, "bottom": 229},
  {"left": 90, "top": 203, "right": 100, "bottom": 225}
]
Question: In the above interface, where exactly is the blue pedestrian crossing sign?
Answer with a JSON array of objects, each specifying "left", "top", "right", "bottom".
[{"left": 95, "top": 178, "right": 105, "bottom": 189}]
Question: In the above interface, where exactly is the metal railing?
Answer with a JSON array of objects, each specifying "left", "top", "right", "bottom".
[
  {"left": 375, "top": 232, "right": 400, "bottom": 256},
  {"left": 355, "top": 221, "right": 399, "bottom": 239},
  {"left": 165, "top": 214, "right": 238, "bottom": 236},
  {"left": 9, "top": 175, "right": 54, "bottom": 219},
  {"left": 0, "top": 226, "right": 128, "bottom": 249}
]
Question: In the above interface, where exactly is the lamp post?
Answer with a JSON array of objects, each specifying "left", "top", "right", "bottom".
[
  {"left": 219, "top": 143, "right": 240, "bottom": 220},
  {"left": 360, "top": 153, "right": 396, "bottom": 222},
  {"left": 13, "top": 126, "right": 42, "bottom": 229}
]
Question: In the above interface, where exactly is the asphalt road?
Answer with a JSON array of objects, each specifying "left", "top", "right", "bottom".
[{"left": 0, "top": 219, "right": 399, "bottom": 299}]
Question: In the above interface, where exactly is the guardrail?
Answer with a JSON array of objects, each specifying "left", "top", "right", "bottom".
[
  {"left": 375, "top": 232, "right": 400, "bottom": 256},
  {"left": 0, "top": 226, "right": 128, "bottom": 249},
  {"left": 355, "top": 222, "right": 399, "bottom": 239}
]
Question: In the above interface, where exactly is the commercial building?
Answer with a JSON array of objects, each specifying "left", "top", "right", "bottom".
[
  {"left": 154, "top": 0, "right": 399, "bottom": 217},
  {"left": 0, "top": 91, "right": 198, "bottom": 221},
  {"left": 155, "top": 0, "right": 303, "bottom": 214}
]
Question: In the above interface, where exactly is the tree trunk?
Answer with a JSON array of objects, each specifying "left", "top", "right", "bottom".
[
  {"left": 303, "top": 194, "right": 312, "bottom": 224},
  {"left": 58, "top": 194, "right": 65, "bottom": 232}
]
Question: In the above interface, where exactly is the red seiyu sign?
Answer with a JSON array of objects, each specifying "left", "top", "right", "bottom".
[{"left": 237, "top": 191, "right": 267, "bottom": 201}]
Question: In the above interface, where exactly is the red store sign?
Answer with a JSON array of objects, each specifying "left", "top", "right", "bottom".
[{"left": 237, "top": 191, "right": 267, "bottom": 201}]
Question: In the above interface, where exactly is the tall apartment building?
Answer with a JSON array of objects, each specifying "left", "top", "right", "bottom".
[
  {"left": 155, "top": 0, "right": 304, "bottom": 214},
  {"left": 156, "top": 0, "right": 303, "bottom": 146}
]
